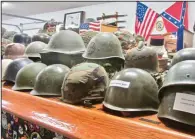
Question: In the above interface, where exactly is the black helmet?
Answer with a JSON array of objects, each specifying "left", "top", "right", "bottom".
[
  {"left": 32, "top": 33, "right": 50, "bottom": 44},
  {"left": 13, "top": 33, "right": 31, "bottom": 46}
]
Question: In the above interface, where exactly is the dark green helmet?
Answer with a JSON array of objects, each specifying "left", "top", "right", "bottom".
[
  {"left": 30, "top": 64, "right": 70, "bottom": 96},
  {"left": 12, "top": 63, "right": 47, "bottom": 91},
  {"left": 170, "top": 48, "right": 195, "bottom": 67},
  {"left": 125, "top": 41, "right": 158, "bottom": 73},
  {"left": 103, "top": 68, "right": 159, "bottom": 112},
  {"left": 80, "top": 31, "right": 98, "bottom": 47},
  {"left": 82, "top": 32, "right": 125, "bottom": 60},
  {"left": 32, "top": 33, "right": 50, "bottom": 44},
  {"left": 3, "top": 58, "right": 33, "bottom": 83},
  {"left": 158, "top": 60, "right": 195, "bottom": 127},
  {"left": 61, "top": 62, "right": 109, "bottom": 104},
  {"left": 25, "top": 41, "right": 47, "bottom": 58}
]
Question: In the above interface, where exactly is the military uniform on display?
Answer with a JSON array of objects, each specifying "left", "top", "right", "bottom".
[
  {"left": 61, "top": 62, "right": 109, "bottom": 105},
  {"left": 83, "top": 32, "right": 125, "bottom": 78},
  {"left": 40, "top": 30, "right": 85, "bottom": 68},
  {"left": 158, "top": 60, "right": 195, "bottom": 128}
]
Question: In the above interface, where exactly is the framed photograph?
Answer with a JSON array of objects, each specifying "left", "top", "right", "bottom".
[{"left": 64, "top": 11, "right": 85, "bottom": 29}]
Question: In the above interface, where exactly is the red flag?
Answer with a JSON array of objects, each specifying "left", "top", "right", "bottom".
[{"left": 161, "top": 2, "right": 188, "bottom": 33}]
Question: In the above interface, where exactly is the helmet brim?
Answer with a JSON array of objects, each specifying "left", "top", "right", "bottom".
[{"left": 30, "top": 90, "right": 61, "bottom": 97}]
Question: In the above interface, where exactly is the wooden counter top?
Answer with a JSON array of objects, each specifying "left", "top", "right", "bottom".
[{"left": 2, "top": 86, "right": 195, "bottom": 139}]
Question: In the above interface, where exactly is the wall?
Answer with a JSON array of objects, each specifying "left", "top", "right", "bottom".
[{"left": 2, "top": 2, "right": 195, "bottom": 37}]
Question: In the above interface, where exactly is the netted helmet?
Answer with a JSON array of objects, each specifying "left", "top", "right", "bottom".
[
  {"left": 170, "top": 48, "right": 195, "bottom": 67},
  {"left": 80, "top": 31, "right": 98, "bottom": 47},
  {"left": 2, "top": 59, "right": 13, "bottom": 80},
  {"left": 12, "top": 63, "right": 47, "bottom": 91},
  {"left": 3, "top": 43, "right": 25, "bottom": 60},
  {"left": 125, "top": 41, "right": 158, "bottom": 73},
  {"left": 25, "top": 41, "right": 47, "bottom": 58},
  {"left": 103, "top": 68, "right": 159, "bottom": 112},
  {"left": 32, "top": 33, "right": 50, "bottom": 44},
  {"left": 30, "top": 64, "right": 70, "bottom": 96},
  {"left": 61, "top": 62, "right": 109, "bottom": 104},
  {"left": 42, "top": 30, "right": 85, "bottom": 54},
  {"left": 13, "top": 33, "right": 31, "bottom": 46},
  {"left": 3, "top": 58, "right": 33, "bottom": 83},
  {"left": 82, "top": 32, "right": 125, "bottom": 60}
]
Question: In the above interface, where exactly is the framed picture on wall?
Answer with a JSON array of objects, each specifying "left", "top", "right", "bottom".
[{"left": 64, "top": 11, "right": 85, "bottom": 29}]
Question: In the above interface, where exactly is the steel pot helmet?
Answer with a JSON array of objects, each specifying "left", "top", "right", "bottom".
[
  {"left": 3, "top": 58, "right": 33, "bottom": 83},
  {"left": 30, "top": 64, "right": 70, "bottom": 96},
  {"left": 125, "top": 41, "right": 158, "bottom": 73},
  {"left": 2, "top": 31, "right": 17, "bottom": 41},
  {"left": 42, "top": 30, "right": 85, "bottom": 54},
  {"left": 32, "top": 33, "right": 50, "bottom": 44},
  {"left": 158, "top": 85, "right": 195, "bottom": 128},
  {"left": 159, "top": 60, "right": 195, "bottom": 98},
  {"left": 1, "top": 38, "right": 13, "bottom": 58},
  {"left": 61, "top": 62, "right": 109, "bottom": 104},
  {"left": 12, "top": 63, "right": 47, "bottom": 91},
  {"left": 13, "top": 33, "right": 31, "bottom": 46},
  {"left": 2, "top": 59, "right": 13, "bottom": 80},
  {"left": 3, "top": 43, "right": 25, "bottom": 60},
  {"left": 80, "top": 31, "right": 98, "bottom": 47},
  {"left": 82, "top": 32, "right": 125, "bottom": 60},
  {"left": 25, "top": 41, "right": 47, "bottom": 58},
  {"left": 103, "top": 68, "right": 159, "bottom": 112},
  {"left": 170, "top": 48, "right": 195, "bottom": 67}
]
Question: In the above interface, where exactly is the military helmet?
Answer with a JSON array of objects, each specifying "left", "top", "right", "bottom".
[
  {"left": 3, "top": 43, "right": 25, "bottom": 60},
  {"left": 13, "top": 33, "right": 31, "bottom": 46},
  {"left": 30, "top": 64, "right": 70, "bottom": 96},
  {"left": 80, "top": 31, "right": 98, "bottom": 47},
  {"left": 2, "top": 27, "right": 6, "bottom": 36},
  {"left": 135, "top": 35, "right": 144, "bottom": 43},
  {"left": 42, "top": 30, "right": 85, "bottom": 54},
  {"left": 61, "top": 62, "right": 109, "bottom": 104},
  {"left": 12, "top": 63, "right": 47, "bottom": 91},
  {"left": 159, "top": 60, "right": 195, "bottom": 97},
  {"left": 82, "top": 32, "right": 125, "bottom": 60},
  {"left": 170, "top": 48, "right": 195, "bottom": 67},
  {"left": 125, "top": 41, "right": 158, "bottom": 73},
  {"left": 103, "top": 68, "right": 159, "bottom": 112},
  {"left": 25, "top": 41, "right": 47, "bottom": 58},
  {"left": 2, "top": 59, "right": 13, "bottom": 80},
  {"left": 3, "top": 58, "right": 33, "bottom": 83},
  {"left": 2, "top": 31, "right": 17, "bottom": 41},
  {"left": 32, "top": 33, "right": 50, "bottom": 44},
  {"left": 1, "top": 38, "right": 13, "bottom": 58}
]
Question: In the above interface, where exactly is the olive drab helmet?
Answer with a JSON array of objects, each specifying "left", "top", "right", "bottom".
[
  {"left": 30, "top": 64, "right": 70, "bottom": 96},
  {"left": 32, "top": 33, "right": 50, "bottom": 44},
  {"left": 82, "top": 32, "right": 125, "bottom": 60},
  {"left": 170, "top": 48, "right": 195, "bottom": 67},
  {"left": 103, "top": 68, "right": 159, "bottom": 112},
  {"left": 1, "top": 38, "right": 13, "bottom": 58},
  {"left": 3, "top": 58, "right": 33, "bottom": 83},
  {"left": 12, "top": 63, "right": 47, "bottom": 91},
  {"left": 158, "top": 60, "right": 195, "bottom": 127},
  {"left": 25, "top": 41, "right": 47, "bottom": 58},
  {"left": 3, "top": 43, "right": 26, "bottom": 60},
  {"left": 2, "top": 59, "right": 13, "bottom": 80},
  {"left": 125, "top": 41, "right": 158, "bottom": 73},
  {"left": 80, "top": 31, "right": 98, "bottom": 47},
  {"left": 13, "top": 33, "right": 31, "bottom": 46},
  {"left": 2, "top": 31, "right": 17, "bottom": 41},
  {"left": 61, "top": 62, "right": 109, "bottom": 104}
]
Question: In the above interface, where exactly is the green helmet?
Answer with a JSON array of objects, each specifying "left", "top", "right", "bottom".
[
  {"left": 2, "top": 31, "right": 17, "bottom": 41},
  {"left": 80, "top": 31, "right": 98, "bottom": 47},
  {"left": 125, "top": 41, "right": 158, "bottom": 73},
  {"left": 170, "top": 48, "right": 195, "bottom": 67},
  {"left": 30, "top": 64, "right": 70, "bottom": 96},
  {"left": 103, "top": 68, "right": 159, "bottom": 112},
  {"left": 82, "top": 32, "right": 125, "bottom": 60},
  {"left": 25, "top": 41, "right": 47, "bottom": 58},
  {"left": 135, "top": 35, "right": 144, "bottom": 43},
  {"left": 61, "top": 62, "right": 109, "bottom": 104},
  {"left": 42, "top": 30, "right": 85, "bottom": 54},
  {"left": 12, "top": 63, "right": 47, "bottom": 91},
  {"left": 158, "top": 61, "right": 195, "bottom": 127}
]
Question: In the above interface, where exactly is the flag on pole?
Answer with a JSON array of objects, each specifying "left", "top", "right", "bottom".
[
  {"left": 135, "top": 2, "right": 159, "bottom": 41},
  {"left": 160, "top": 2, "right": 188, "bottom": 33},
  {"left": 79, "top": 22, "right": 101, "bottom": 34}
]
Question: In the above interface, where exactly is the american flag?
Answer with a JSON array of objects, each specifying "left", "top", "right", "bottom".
[
  {"left": 79, "top": 22, "right": 101, "bottom": 33},
  {"left": 135, "top": 2, "right": 159, "bottom": 41}
]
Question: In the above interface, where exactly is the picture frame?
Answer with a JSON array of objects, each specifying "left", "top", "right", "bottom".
[{"left": 64, "top": 11, "right": 85, "bottom": 29}]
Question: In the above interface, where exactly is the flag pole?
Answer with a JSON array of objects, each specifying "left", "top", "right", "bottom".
[{"left": 176, "top": 25, "right": 184, "bottom": 51}]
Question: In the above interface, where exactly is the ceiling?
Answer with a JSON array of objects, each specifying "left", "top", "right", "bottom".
[{"left": 2, "top": 2, "right": 107, "bottom": 20}]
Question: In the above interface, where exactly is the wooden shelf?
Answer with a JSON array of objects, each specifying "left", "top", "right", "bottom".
[{"left": 2, "top": 85, "right": 195, "bottom": 139}]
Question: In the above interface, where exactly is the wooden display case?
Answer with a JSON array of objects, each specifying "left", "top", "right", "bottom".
[{"left": 2, "top": 85, "right": 195, "bottom": 139}]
